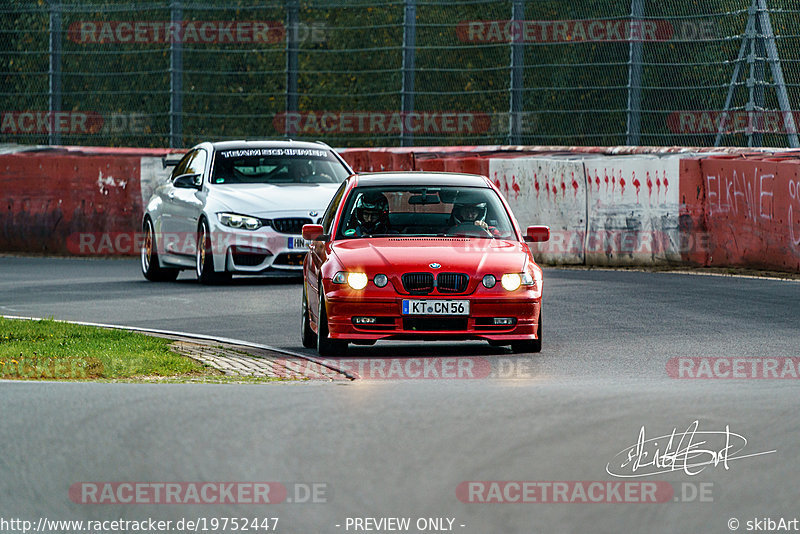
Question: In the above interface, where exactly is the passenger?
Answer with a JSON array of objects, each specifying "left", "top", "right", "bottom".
[
  {"left": 448, "top": 191, "right": 501, "bottom": 236},
  {"left": 448, "top": 192, "right": 502, "bottom": 237}
]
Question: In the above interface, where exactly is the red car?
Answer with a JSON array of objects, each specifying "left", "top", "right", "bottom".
[{"left": 300, "top": 172, "right": 550, "bottom": 355}]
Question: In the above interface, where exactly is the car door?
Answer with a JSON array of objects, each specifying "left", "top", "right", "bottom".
[
  {"left": 158, "top": 150, "right": 192, "bottom": 254},
  {"left": 167, "top": 148, "right": 208, "bottom": 257},
  {"left": 307, "top": 181, "right": 348, "bottom": 315}
]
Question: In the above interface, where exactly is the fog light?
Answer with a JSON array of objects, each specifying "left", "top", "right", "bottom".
[
  {"left": 482, "top": 274, "right": 496, "bottom": 288},
  {"left": 493, "top": 317, "right": 515, "bottom": 326},
  {"left": 354, "top": 317, "right": 377, "bottom": 325},
  {"left": 374, "top": 274, "right": 388, "bottom": 287}
]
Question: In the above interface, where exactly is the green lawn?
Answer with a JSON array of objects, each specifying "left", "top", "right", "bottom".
[{"left": 0, "top": 318, "right": 215, "bottom": 380}]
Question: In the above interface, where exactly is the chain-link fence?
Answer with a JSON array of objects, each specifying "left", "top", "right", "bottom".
[{"left": 2, "top": 0, "right": 799, "bottom": 149}]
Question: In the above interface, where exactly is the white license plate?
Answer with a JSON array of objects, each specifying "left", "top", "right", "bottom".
[
  {"left": 402, "top": 300, "right": 470, "bottom": 315},
  {"left": 287, "top": 237, "right": 307, "bottom": 249}
]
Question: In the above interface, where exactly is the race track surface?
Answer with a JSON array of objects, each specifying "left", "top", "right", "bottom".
[{"left": 1, "top": 256, "right": 799, "bottom": 533}]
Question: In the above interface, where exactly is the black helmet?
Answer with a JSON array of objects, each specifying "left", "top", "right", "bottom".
[
  {"left": 452, "top": 191, "right": 487, "bottom": 224},
  {"left": 354, "top": 192, "right": 389, "bottom": 232}
]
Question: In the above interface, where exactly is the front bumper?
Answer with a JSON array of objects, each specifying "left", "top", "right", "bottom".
[
  {"left": 324, "top": 294, "right": 541, "bottom": 342},
  {"left": 208, "top": 225, "right": 308, "bottom": 274}
]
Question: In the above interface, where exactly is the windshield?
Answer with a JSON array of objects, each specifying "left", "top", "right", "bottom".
[
  {"left": 211, "top": 147, "right": 350, "bottom": 185},
  {"left": 336, "top": 185, "right": 516, "bottom": 240}
]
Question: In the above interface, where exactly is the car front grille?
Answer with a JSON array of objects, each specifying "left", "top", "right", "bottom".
[
  {"left": 436, "top": 273, "right": 468, "bottom": 293},
  {"left": 270, "top": 217, "right": 312, "bottom": 235},
  {"left": 402, "top": 273, "right": 434, "bottom": 294},
  {"left": 401, "top": 272, "right": 468, "bottom": 294}
]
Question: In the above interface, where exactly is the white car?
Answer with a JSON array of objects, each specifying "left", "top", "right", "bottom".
[{"left": 141, "top": 140, "right": 353, "bottom": 283}]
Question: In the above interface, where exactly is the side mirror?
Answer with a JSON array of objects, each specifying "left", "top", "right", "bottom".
[
  {"left": 302, "top": 224, "right": 328, "bottom": 242},
  {"left": 173, "top": 173, "right": 202, "bottom": 189},
  {"left": 524, "top": 225, "right": 550, "bottom": 242}
]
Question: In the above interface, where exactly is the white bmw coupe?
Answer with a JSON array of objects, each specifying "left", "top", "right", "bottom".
[{"left": 141, "top": 140, "right": 353, "bottom": 283}]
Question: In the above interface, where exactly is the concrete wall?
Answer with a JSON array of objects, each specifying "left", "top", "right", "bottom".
[{"left": 2, "top": 143, "right": 799, "bottom": 272}]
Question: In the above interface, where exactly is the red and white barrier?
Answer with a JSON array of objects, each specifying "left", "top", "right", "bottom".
[
  {"left": 489, "top": 156, "right": 587, "bottom": 264},
  {"left": 1, "top": 143, "right": 798, "bottom": 272}
]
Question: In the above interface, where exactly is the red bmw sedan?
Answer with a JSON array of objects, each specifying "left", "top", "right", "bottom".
[{"left": 301, "top": 172, "right": 550, "bottom": 355}]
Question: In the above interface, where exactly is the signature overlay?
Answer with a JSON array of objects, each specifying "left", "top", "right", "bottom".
[{"left": 606, "top": 420, "right": 776, "bottom": 478}]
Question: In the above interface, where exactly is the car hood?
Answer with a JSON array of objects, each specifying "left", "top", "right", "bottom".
[
  {"left": 209, "top": 183, "right": 340, "bottom": 216},
  {"left": 330, "top": 237, "right": 531, "bottom": 274}
]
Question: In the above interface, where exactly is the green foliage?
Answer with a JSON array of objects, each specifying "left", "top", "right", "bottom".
[{"left": 1, "top": 0, "right": 798, "bottom": 148}]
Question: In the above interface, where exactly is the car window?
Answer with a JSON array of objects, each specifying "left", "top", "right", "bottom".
[
  {"left": 210, "top": 147, "right": 349, "bottom": 185},
  {"left": 186, "top": 149, "right": 207, "bottom": 177},
  {"left": 336, "top": 186, "right": 515, "bottom": 239},
  {"left": 321, "top": 181, "right": 348, "bottom": 234},
  {"left": 170, "top": 151, "right": 193, "bottom": 181}
]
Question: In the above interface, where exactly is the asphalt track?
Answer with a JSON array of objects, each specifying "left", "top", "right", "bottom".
[{"left": 1, "top": 256, "right": 799, "bottom": 533}]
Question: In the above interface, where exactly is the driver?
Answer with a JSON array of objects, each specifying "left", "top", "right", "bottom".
[
  {"left": 347, "top": 192, "right": 392, "bottom": 237},
  {"left": 288, "top": 159, "right": 313, "bottom": 182}
]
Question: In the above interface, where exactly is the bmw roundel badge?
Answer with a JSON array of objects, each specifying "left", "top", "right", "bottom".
[{"left": 429, "top": 262, "right": 441, "bottom": 269}]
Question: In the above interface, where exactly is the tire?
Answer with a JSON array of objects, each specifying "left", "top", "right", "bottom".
[
  {"left": 196, "top": 219, "right": 231, "bottom": 285},
  {"left": 511, "top": 310, "right": 542, "bottom": 354},
  {"left": 301, "top": 283, "right": 317, "bottom": 349},
  {"left": 317, "top": 290, "right": 347, "bottom": 356},
  {"left": 141, "top": 218, "right": 179, "bottom": 282}
]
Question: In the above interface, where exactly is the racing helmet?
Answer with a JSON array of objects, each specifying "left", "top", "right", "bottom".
[
  {"left": 452, "top": 191, "right": 488, "bottom": 224},
  {"left": 354, "top": 191, "right": 389, "bottom": 232}
]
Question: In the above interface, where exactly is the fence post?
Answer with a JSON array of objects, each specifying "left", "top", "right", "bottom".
[
  {"left": 509, "top": 0, "right": 524, "bottom": 145},
  {"left": 626, "top": 0, "right": 644, "bottom": 146},
  {"left": 286, "top": 0, "right": 299, "bottom": 135},
  {"left": 757, "top": 0, "right": 799, "bottom": 148},
  {"left": 48, "top": 0, "right": 62, "bottom": 146},
  {"left": 169, "top": 0, "right": 183, "bottom": 148},
  {"left": 401, "top": 0, "right": 416, "bottom": 147}
]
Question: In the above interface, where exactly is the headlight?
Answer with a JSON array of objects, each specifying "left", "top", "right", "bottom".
[
  {"left": 348, "top": 272, "right": 368, "bottom": 290},
  {"left": 501, "top": 273, "right": 522, "bottom": 291},
  {"left": 373, "top": 274, "right": 389, "bottom": 287},
  {"left": 501, "top": 271, "right": 538, "bottom": 292},
  {"left": 333, "top": 271, "right": 368, "bottom": 290},
  {"left": 482, "top": 274, "right": 497, "bottom": 288},
  {"left": 217, "top": 213, "right": 262, "bottom": 230}
]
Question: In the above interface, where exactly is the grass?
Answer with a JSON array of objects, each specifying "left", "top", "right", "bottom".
[{"left": 0, "top": 317, "right": 217, "bottom": 380}]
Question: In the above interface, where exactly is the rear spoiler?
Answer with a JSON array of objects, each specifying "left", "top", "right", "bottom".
[{"left": 162, "top": 155, "right": 183, "bottom": 169}]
